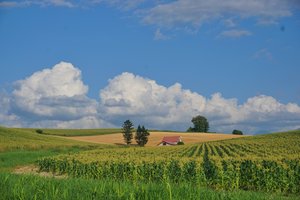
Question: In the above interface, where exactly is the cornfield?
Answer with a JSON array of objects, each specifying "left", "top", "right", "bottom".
[{"left": 37, "top": 131, "right": 300, "bottom": 194}]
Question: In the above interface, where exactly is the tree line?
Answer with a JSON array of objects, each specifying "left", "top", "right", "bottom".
[{"left": 122, "top": 115, "right": 243, "bottom": 146}]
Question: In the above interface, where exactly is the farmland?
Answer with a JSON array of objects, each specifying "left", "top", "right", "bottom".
[
  {"left": 38, "top": 130, "right": 300, "bottom": 194},
  {"left": 0, "top": 127, "right": 300, "bottom": 199},
  {"left": 67, "top": 131, "right": 245, "bottom": 146}
]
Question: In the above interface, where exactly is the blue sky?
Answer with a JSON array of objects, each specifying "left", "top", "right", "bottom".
[{"left": 0, "top": 0, "right": 300, "bottom": 133}]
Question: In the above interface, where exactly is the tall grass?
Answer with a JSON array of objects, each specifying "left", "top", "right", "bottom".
[{"left": 0, "top": 173, "right": 298, "bottom": 200}]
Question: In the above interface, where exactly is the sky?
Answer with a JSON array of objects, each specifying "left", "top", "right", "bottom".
[{"left": 0, "top": 0, "right": 300, "bottom": 134}]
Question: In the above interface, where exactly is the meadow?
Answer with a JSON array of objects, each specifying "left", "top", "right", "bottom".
[{"left": 0, "top": 126, "right": 299, "bottom": 199}]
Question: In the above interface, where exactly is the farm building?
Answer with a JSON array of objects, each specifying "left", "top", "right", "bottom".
[{"left": 158, "top": 136, "right": 183, "bottom": 146}]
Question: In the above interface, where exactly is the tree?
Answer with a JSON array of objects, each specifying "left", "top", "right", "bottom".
[
  {"left": 122, "top": 120, "right": 134, "bottom": 145},
  {"left": 135, "top": 125, "right": 150, "bottom": 146},
  {"left": 187, "top": 115, "right": 209, "bottom": 133},
  {"left": 232, "top": 129, "right": 243, "bottom": 135},
  {"left": 35, "top": 129, "right": 43, "bottom": 134}
]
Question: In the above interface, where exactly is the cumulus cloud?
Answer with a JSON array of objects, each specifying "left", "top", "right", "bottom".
[
  {"left": 99, "top": 72, "right": 300, "bottom": 133},
  {"left": 1, "top": 63, "right": 300, "bottom": 133},
  {"left": 29, "top": 116, "right": 115, "bottom": 129},
  {"left": 99, "top": 73, "right": 206, "bottom": 128},
  {"left": 10, "top": 62, "right": 99, "bottom": 124},
  {"left": 0, "top": 92, "right": 22, "bottom": 127}
]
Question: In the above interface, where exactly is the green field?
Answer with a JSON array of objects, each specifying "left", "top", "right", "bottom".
[
  {"left": 16, "top": 127, "right": 123, "bottom": 136},
  {"left": 0, "top": 126, "right": 103, "bottom": 152},
  {"left": 0, "top": 127, "right": 299, "bottom": 199}
]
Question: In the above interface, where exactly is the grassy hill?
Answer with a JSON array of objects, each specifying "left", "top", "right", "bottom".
[
  {"left": 16, "top": 128, "right": 123, "bottom": 137},
  {"left": 0, "top": 127, "right": 101, "bottom": 152}
]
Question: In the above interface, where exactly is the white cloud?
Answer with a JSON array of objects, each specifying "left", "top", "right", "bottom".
[
  {"left": 99, "top": 72, "right": 206, "bottom": 129},
  {"left": 30, "top": 116, "right": 115, "bottom": 129},
  {"left": 142, "top": 0, "right": 294, "bottom": 29},
  {"left": 11, "top": 62, "right": 97, "bottom": 120},
  {"left": 219, "top": 29, "right": 252, "bottom": 38},
  {"left": 0, "top": 0, "right": 75, "bottom": 8},
  {"left": 0, "top": 92, "right": 23, "bottom": 127},
  {"left": 99, "top": 72, "right": 300, "bottom": 133},
  {"left": 1, "top": 64, "right": 300, "bottom": 133},
  {"left": 13, "top": 62, "right": 88, "bottom": 98},
  {"left": 154, "top": 29, "right": 170, "bottom": 40},
  {"left": 0, "top": 1, "right": 19, "bottom": 7},
  {"left": 3, "top": 0, "right": 298, "bottom": 39}
]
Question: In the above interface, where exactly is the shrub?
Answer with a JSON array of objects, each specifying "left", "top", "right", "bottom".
[
  {"left": 232, "top": 129, "right": 243, "bottom": 135},
  {"left": 36, "top": 129, "right": 43, "bottom": 134},
  {"left": 177, "top": 141, "right": 184, "bottom": 145}
]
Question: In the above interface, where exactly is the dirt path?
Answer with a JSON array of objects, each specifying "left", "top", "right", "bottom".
[
  {"left": 14, "top": 165, "right": 66, "bottom": 179},
  {"left": 66, "top": 132, "right": 246, "bottom": 146}
]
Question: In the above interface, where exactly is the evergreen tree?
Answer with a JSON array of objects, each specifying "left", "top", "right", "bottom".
[
  {"left": 135, "top": 125, "right": 150, "bottom": 146},
  {"left": 122, "top": 120, "right": 134, "bottom": 145}
]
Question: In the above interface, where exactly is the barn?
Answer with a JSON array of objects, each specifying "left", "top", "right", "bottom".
[{"left": 158, "top": 136, "right": 183, "bottom": 146}]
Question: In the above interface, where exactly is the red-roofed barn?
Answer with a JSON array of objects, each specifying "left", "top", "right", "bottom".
[{"left": 159, "top": 136, "right": 183, "bottom": 146}]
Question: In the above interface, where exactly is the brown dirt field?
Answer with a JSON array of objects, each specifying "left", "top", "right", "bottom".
[{"left": 66, "top": 132, "right": 246, "bottom": 147}]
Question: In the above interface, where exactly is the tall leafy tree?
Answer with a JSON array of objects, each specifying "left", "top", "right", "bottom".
[
  {"left": 135, "top": 125, "right": 150, "bottom": 146},
  {"left": 122, "top": 120, "right": 134, "bottom": 145},
  {"left": 187, "top": 115, "right": 209, "bottom": 133}
]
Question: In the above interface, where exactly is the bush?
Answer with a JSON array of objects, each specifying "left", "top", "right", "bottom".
[
  {"left": 232, "top": 129, "right": 243, "bottom": 135},
  {"left": 177, "top": 141, "right": 184, "bottom": 145},
  {"left": 36, "top": 129, "right": 43, "bottom": 134}
]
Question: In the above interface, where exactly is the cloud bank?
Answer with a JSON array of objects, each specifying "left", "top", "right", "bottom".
[{"left": 1, "top": 62, "right": 300, "bottom": 134}]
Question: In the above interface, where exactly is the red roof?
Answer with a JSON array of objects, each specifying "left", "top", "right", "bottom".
[{"left": 162, "top": 136, "right": 181, "bottom": 144}]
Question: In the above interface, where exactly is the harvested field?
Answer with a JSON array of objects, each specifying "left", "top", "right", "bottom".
[{"left": 66, "top": 132, "right": 246, "bottom": 146}]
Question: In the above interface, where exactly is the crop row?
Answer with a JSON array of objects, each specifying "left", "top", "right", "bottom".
[{"left": 37, "top": 156, "right": 300, "bottom": 194}]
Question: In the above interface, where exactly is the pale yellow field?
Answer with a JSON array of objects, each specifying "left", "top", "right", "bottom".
[{"left": 66, "top": 132, "right": 246, "bottom": 146}]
